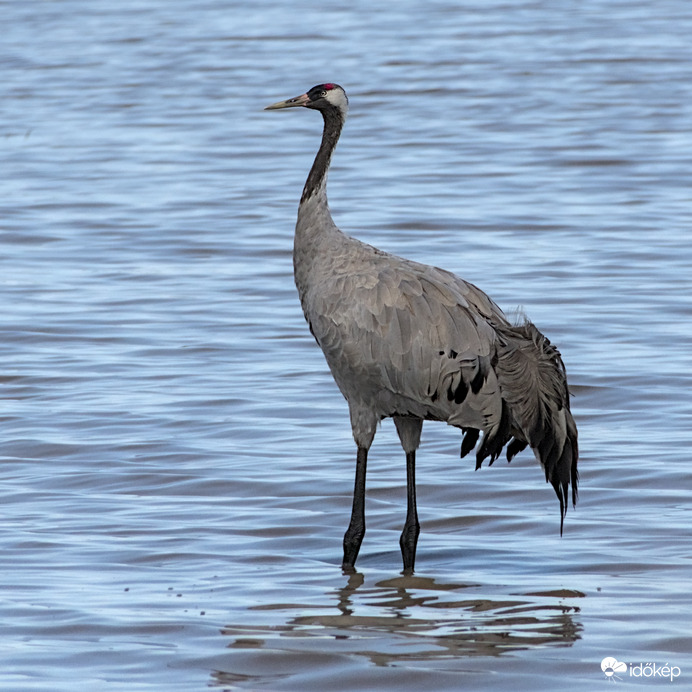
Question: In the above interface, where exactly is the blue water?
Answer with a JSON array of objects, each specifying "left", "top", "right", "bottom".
[{"left": 2, "top": 1, "right": 691, "bottom": 689}]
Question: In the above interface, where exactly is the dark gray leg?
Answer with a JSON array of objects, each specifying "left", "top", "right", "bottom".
[
  {"left": 400, "top": 449, "right": 420, "bottom": 574},
  {"left": 342, "top": 446, "right": 368, "bottom": 572}
]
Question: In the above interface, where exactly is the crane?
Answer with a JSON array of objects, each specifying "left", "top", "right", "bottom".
[{"left": 265, "top": 84, "right": 578, "bottom": 574}]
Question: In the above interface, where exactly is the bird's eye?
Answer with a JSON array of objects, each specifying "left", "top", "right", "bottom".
[{"left": 320, "top": 90, "right": 327, "bottom": 97}]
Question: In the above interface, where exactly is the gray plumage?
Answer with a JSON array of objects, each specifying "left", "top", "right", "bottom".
[{"left": 266, "top": 84, "right": 578, "bottom": 573}]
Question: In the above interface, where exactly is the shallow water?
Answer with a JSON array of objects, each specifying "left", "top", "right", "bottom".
[{"left": 2, "top": 1, "right": 692, "bottom": 689}]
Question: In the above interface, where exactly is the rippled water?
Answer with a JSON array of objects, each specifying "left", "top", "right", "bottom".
[{"left": 2, "top": 1, "right": 692, "bottom": 689}]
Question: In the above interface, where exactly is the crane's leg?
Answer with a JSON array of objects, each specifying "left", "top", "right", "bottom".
[
  {"left": 342, "top": 446, "right": 368, "bottom": 572},
  {"left": 393, "top": 416, "right": 423, "bottom": 574},
  {"left": 400, "top": 449, "right": 420, "bottom": 574}
]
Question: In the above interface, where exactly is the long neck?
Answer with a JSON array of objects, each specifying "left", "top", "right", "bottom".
[
  {"left": 301, "top": 105, "right": 344, "bottom": 204},
  {"left": 294, "top": 105, "right": 345, "bottom": 302}
]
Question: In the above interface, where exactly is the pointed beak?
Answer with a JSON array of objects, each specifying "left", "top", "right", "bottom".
[{"left": 264, "top": 92, "right": 310, "bottom": 110}]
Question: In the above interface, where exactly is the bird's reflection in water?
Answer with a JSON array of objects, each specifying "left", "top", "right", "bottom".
[{"left": 212, "top": 573, "right": 583, "bottom": 688}]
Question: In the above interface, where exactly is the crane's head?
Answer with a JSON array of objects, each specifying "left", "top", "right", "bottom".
[{"left": 264, "top": 83, "right": 349, "bottom": 117}]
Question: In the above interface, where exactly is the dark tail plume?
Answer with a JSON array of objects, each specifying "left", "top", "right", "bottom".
[{"left": 495, "top": 319, "right": 579, "bottom": 533}]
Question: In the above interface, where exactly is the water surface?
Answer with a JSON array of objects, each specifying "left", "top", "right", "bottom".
[{"left": 2, "top": 1, "right": 691, "bottom": 689}]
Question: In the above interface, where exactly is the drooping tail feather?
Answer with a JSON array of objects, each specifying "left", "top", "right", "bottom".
[{"left": 494, "top": 319, "right": 579, "bottom": 533}]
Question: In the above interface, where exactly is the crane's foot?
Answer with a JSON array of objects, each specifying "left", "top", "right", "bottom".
[
  {"left": 342, "top": 523, "right": 365, "bottom": 572},
  {"left": 341, "top": 561, "right": 357, "bottom": 574},
  {"left": 399, "top": 521, "right": 420, "bottom": 574}
]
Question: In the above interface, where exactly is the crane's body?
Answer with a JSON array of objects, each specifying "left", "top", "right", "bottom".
[
  {"left": 266, "top": 84, "right": 578, "bottom": 574},
  {"left": 297, "top": 198, "right": 507, "bottom": 448}
]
